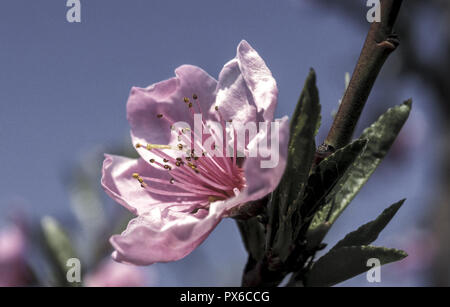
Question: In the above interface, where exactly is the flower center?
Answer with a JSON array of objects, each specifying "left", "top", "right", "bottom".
[{"left": 132, "top": 94, "right": 246, "bottom": 207}]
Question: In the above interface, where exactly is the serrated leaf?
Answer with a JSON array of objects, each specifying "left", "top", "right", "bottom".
[
  {"left": 41, "top": 216, "right": 80, "bottom": 286},
  {"left": 268, "top": 69, "right": 321, "bottom": 251},
  {"left": 305, "top": 246, "right": 407, "bottom": 287},
  {"left": 310, "top": 100, "right": 411, "bottom": 229},
  {"left": 332, "top": 199, "right": 405, "bottom": 250}
]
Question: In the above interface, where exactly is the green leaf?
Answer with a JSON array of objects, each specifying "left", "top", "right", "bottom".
[
  {"left": 268, "top": 69, "right": 321, "bottom": 252},
  {"left": 305, "top": 222, "right": 331, "bottom": 252},
  {"left": 284, "top": 68, "right": 321, "bottom": 210},
  {"left": 41, "top": 216, "right": 80, "bottom": 286},
  {"left": 332, "top": 199, "right": 405, "bottom": 250},
  {"left": 305, "top": 246, "right": 407, "bottom": 287},
  {"left": 310, "top": 100, "right": 411, "bottom": 229},
  {"left": 299, "top": 139, "right": 367, "bottom": 220}
]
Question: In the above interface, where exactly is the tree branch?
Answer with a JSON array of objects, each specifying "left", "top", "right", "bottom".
[{"left": 325, "top": 0, "right": 403, "bottom": 149}]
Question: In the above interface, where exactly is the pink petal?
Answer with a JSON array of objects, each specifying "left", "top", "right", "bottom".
[
  {"left": 110, "top": 201, "right": 229, "bottom": 265},
  {"left": 0, "top": 226, "right": 29, "bottom": 287},
  {"left": 215, "top": 40, "right": 278, "bottom": 124},
  {"left": 127, "top": 65, "right": 217, "bottom": 162},
  {"left": 214, "top": 57, "right": 258, "bottom": 125},
  {"left": 241, "top": 116, "right": 289, "bottom": 203},
  {"left": 101, "top": 154, "right": 205, "bottom": 216},
  {"left": 237, "top": 40, "right": 278, "bottom": 121}
]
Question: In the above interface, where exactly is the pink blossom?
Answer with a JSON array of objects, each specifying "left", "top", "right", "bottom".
[
  {"left": 0, "top": 225, "right": 30, "bottom": 287},
  {"left": 102, "top": 40, "right": 289, "bottom": 265},
  {"left": 85, "top": 259, "right": 152, "bottom": 287}
]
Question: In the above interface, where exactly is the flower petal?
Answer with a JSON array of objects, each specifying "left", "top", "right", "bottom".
[
  {"left": 101, "top": 154, "right": 205, "bottom": 216},
  {"left": 110, "top": 201, "right": 229, "bottom": 265},
  {"left": 215, "top": 40, "right": 278, "bottom": 124},
  {"left": 214, "top": 57, "right": 258, "bottom": 125},
  {"left": 127, "top": 65, "right": 217, "bottom": 162},
  {"left": 237, "top": 40, "right": 278, "bottom": 121},
  {"left": 241, "top": 116, "right": 289, "bottom": 203}
]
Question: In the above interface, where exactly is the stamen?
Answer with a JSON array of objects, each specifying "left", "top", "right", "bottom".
[
  {"left": 131, "top": 173, "right": 146, "bottom": 187},
  {"left": 130, "top": 94, "right": 246, "bottom": 210}
]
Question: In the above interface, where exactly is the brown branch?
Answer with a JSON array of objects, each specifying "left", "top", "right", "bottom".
[{"left": 325, "top": 0, "right": 404, "bottom": 149}]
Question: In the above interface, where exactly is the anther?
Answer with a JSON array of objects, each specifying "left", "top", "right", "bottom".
[
  {"left": 170, "top": 178, "right": 175, "bottom": 184},
  {"left": 188, "top": 163, "right": 197, "bottom": 170},
  {"left": 132, "top": 173, "right": 145, "bottom": 185},
  {"left": 193, "top": 94, "right": 198, "bottom": 100},
  {"left": 149, "top": 159, "right": 155, "bottom": 163},
  {"left": 183, "top": 97, "right": 190, "bottom": 103},
  {"left": 157, "top": 114, "right": 163, "bottom": 118}
]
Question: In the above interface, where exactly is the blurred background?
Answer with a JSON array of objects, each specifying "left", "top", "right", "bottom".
[{"left": 0, "top": 0, "right": 448, "bottom": 286}]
